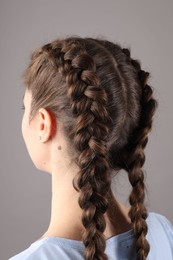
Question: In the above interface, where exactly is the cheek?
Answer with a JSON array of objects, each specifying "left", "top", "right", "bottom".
[
  {"left": 21, "top": 112, "right": 33, "bottom": 155},
  {"left": 21, "top": 112, "right": 25, "bottom": 139},
  {"left": 21, "top": 112, "right": 27, "bottom": 142},
  {"left": 21, "top": 112, "right": 49, "bottom": 171}
]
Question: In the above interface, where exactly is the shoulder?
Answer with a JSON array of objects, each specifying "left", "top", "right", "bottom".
[
  {"left": 147, "top": 211, "right": 173, "bottom": 236},
  {"left": 146, "top": 212, "right": 173, "bottom": 259},
  {"left": 8, "top": 212, "right": 173, "bottom": 260},
  {"left": 8, "top": 237, "right": 84, "bottom": 260}
]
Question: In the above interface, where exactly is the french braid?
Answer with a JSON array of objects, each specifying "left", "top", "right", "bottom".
[
  {"left": 23, "top": 36, "right": 158, "bottom": 260},
  {"left": 42, "top": 39, "right": 113, "bottom": 260},
  {"left": 121, "top": 48, "right": 158, "bottom": 260},
  {"left": 91, "top": 39, "right": 158, "bottom": 259}
]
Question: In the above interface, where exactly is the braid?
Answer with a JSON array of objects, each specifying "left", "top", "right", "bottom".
[
  {"left": 24, "top": 36, "right": 158, "bottom": 260},
  {"left": 121, "top": 48, "right": 158, "bottom": 259},
  {"left": 43, "top": 39, "right": 113, "bottom": 260},
  {"left": 89, "top": 39, "right": 158, "bottom": 259}
]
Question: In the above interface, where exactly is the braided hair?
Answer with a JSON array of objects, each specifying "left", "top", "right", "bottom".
[
  {"left": 91, "top": 39, "right": 158, "bottom": 259},
  {"left": 22, "top": 36, "right": 158, "bottom": 260}
]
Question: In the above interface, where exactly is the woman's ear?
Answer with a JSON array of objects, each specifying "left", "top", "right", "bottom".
[{"left": 38, "top": 108, "right": 57, "bottom": 143}]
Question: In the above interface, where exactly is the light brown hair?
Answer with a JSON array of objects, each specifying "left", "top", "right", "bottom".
[{"left": 22, "top": 36, "right": 158, "bottom": 260}]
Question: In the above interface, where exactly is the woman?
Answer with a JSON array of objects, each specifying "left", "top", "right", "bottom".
[{"left": 9, "top": 36, "right": 173, "bottom": 260}]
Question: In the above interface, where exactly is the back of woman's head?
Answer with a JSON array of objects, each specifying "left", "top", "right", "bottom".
[{"left": 22, "top": 36, "right": 158, "bottom": 260}]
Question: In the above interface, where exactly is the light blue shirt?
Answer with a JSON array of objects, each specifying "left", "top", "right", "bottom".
[{"left": 9, "top": 212, "right": 173, "bottom": 259}]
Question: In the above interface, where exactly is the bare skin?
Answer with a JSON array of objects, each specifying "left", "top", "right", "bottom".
[{"left": 21, "top": 89, "right": 132, "bottom": 243}]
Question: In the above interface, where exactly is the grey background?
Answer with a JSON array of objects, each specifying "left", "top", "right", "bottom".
[{"left": 0, "top": 0, "right": 172, "bottom": 259}]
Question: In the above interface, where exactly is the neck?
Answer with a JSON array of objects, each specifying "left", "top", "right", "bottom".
[
  {"left": 45, "top": 163, "right": 84, "bottom": 240},
  {"left": 38, "top": 165, "right": 132, "bottom": 241}
]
